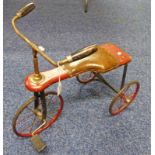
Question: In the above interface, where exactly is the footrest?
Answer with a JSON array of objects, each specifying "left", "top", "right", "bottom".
[{"left": 30, "top": 134, "right": 47, "bottom": 152}]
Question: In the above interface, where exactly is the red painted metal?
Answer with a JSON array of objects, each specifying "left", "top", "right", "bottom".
[
  {"left": 109, "top": 81, "right": 140, "bottom": 116},
  {"left": 25, "top": 67, "right": 70, "bottom": 92},
  {"left": 99, "top": 43, "right": 132, "bottom": 65}
]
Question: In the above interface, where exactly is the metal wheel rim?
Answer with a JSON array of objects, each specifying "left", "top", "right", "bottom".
[
  {"left": 109, "top": 81, "right": 140, "bottom": 116},
  {"left": 76, "top": 71, "right": 96, "bottom": 83},
  {"left": 12, "top": 91, "right": 64, "bottom": 137}
]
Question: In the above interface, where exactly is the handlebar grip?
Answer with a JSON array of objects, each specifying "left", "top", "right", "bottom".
[
  {"left": 59, "top": 45, "right": 97, "bottom": 65},
  {"left": 71, "top": 46, "right": 97, "bottom": 61},
  {"left": 16, "top": 3, "right": 35, "bottom": 18}
]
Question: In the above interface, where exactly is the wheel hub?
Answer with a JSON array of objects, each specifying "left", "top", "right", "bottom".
[{"left": 33, "top": 108, "right": 43, "bottom": 120}]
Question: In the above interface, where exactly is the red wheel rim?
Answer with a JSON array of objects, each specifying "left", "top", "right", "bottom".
[
  {"left": 13, "top": 91, "right": 64, "bottom": 137},
  {"left": 109, "top": 81, "right": 140, "bottom": 116}
]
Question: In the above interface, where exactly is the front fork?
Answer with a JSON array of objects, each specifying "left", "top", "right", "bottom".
[{"left": 34, "top": 91, "right": 47, "bottom": 121}]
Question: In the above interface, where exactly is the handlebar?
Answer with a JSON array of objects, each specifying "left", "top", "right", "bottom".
[
  {"left": 12, "top": 2, "right": 97, "bottom": 67},
  {"left": 16, "top": 2, "right": 35, "bottom": 18},
  {"left": 59, "top": 44, "right": 97, "bottom": 65},
  {"left": 12, "top": 3, "right": 58, "bottom": 66}
]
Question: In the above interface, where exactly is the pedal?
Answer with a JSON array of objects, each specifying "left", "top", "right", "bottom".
[{"left": 30, "top": 134, "right": 47, "bottom": 152}]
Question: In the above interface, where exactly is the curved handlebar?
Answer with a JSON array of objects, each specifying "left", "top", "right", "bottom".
[
  {"left": 12, "top": 3, "right": 96, "bottom": 67},
  {"left": 12, "top": 3, "right": 58, "bottom": 66},
  {"left": 16, "top": 3, "right": 35, "bottom": 18}
]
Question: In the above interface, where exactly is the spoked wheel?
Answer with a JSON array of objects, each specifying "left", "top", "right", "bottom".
[
  {"left": 12, "top": 91, "right": 64, "bottom": 137},
  {"left": 76, "top": 71, "right": 96, "bottom": 84},
  {"left": 109, "top": 81, "right": 140, "bottom": 116},
  {"left": 84, "top": 0, "right": 89, "bottom": 12}
]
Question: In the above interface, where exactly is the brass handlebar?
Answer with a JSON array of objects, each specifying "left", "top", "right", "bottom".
[
  {"left": 12, "top": 2, "right": 96, "bottom": 69},
  {"left": 16, "top": 2, "right": 35, "bottom": 18},
  {"left": 11, "top": 3, "right": 57, "bottom": 67}
]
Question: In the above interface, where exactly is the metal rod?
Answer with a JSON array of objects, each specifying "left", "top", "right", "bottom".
[
  {"left": 11, "top": 16, "right": 57, "bottom": 67},
  {"left": 95, "top": 73, "right": 118, "bottom": 93},
  {"left": 32, "top": 49, "right": 40, "bottom": 75},
  {"left": 34, "top": 92, "right": 39, "bottom": 109},
  {"left": 40, "top": 91, "right": 47, "bottom": 120},
  {"left": 120, "top": 64, "right": 128, "bottom": 89},
  {"left": 32, "top": 120, "right": 46, "bottom": 135}
]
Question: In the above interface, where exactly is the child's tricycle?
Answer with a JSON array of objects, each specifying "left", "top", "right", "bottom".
[{"left": 11, "top": 3, "right": 140, "bottom": 152}]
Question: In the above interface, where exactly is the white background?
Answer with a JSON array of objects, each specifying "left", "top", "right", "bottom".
[
  {"left": 1, "top": 0, "right": 3, "bottom": 154},
  {"left": 151, "top": 1, "right": 153, "bottom": 154}
]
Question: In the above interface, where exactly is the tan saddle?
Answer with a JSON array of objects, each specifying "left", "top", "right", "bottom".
[{"left": 62, "top": 43, "right": 132, "bottom": 76}]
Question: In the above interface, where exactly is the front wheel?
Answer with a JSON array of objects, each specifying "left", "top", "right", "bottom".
[
  {"left": 109, "top": 81, "right": 140, "bottom": 116},
  {"left": 12, "top": 91, "right": 64, "bottom": 137}
]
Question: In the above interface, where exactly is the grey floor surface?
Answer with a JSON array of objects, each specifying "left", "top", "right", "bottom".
[{"left": 4, "top": 0, "right": 151, "bottom": 154}]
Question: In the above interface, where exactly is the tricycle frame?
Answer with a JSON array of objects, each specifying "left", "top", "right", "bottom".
[
  {"left": 94, "top": 64, "right": 128, "bottom": 94},
  {"left": 11, "top": 2, "right": 140, "bottom": 152}
]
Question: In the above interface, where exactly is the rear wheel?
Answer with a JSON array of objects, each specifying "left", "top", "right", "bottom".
[
  {"left": 76, "top": 71, "right": 96, "bottom": 83},
  {"left": 12, "top": 91, "right": 64, "bottom": 137},
  {"left": 109, "top": 81, "right": 140, "bottom": 116}
]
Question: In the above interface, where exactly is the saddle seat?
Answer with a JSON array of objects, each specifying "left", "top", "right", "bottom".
[
  {"left": 25, "top": 43, "right": 132, "bottom": 92},
  {"left": 62, "top": 43, "right": 132, "bottom": 76}
]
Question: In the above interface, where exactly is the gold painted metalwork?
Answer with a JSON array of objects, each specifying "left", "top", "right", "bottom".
[
  {"left": 12, "top": 15, "right": 57, "bottom": 66},
  {"left": 62, "top": 46, "right": 120, "bottom": 77},
  {"left": 31, "top": 49, "right": 43, "bottom": 82},
  {"left": 32, "top": 120, "right": 46, "bottom": 135},
  {"left": 29, "top": 74, "right": 45, "bottom": 84},
  {"left": 11, "top": 2, "right": 58, "bottom": 83}
]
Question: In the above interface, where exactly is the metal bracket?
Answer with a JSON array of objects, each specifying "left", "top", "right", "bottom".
[
  {"left": 120, "top": 64, "right": 128, "bottom": 89},
  {"left": 95, "top": 73, "right": 118, "bottom": 94}
]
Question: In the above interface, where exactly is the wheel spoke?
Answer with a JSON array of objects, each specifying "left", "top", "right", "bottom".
[
  {"left": 46, "top": 95, "right": 54, "bottom": 106},
  {"left": 76, "top": 72, "right": 95, "bottom": 83},
  {"left": 46, "top": 115, "right": 52, "bottom": 120},
  {"left": 16, "top": 113, "right": 34, "bottom": 125},
  {"left": 29, "top": 116, "right": 39, "bottom": 132},
  {"left": 27, "top": 106, "right": 36, "bottom": 113},
  {"left": 19, "top": 124, "right": 33, "bottom": 133}
]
